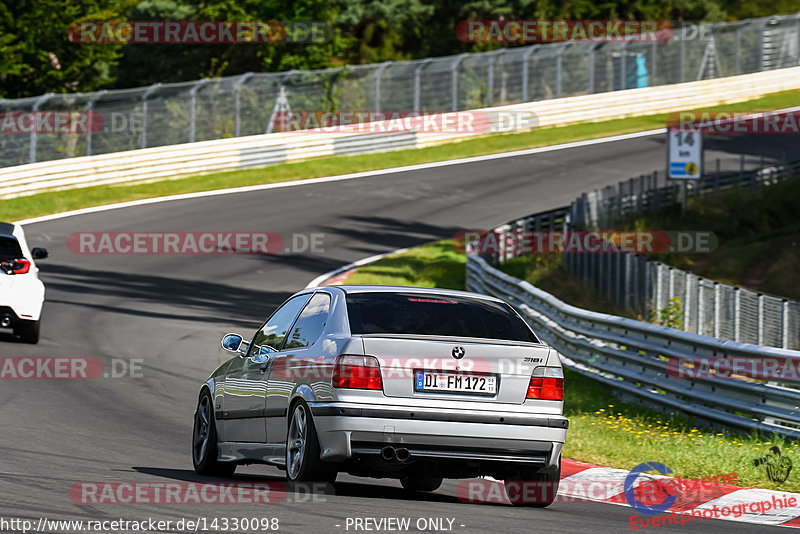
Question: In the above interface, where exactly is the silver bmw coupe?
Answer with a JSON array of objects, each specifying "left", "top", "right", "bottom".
[{"left": 192, "top": 285, "right": 567, "bottom": 506}]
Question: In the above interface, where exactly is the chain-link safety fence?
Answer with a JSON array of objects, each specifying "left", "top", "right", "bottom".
[
  {"left": 479, "top": 159, "right": 800, "bottom": 350},
  {"left": 1, "top": 14, "right": 799, "bottom": 168}
]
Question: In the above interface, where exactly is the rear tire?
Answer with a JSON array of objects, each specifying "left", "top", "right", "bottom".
[
  {"left": 286, "top": 401, "right": 336, "bottom": 484},
  {"left": 400, "top": 475, "right": 443, "bottom": 492},
  {"left": 192, "top": 390, "right": 235, "bottom": 477},
  {"left": 504, "top": 458, "right": 561, "bottom": 508},
  {"left": 16, "top": 320, "right": 39, "bottom": 344}
]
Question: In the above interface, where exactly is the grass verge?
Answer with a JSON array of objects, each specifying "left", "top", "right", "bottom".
[
  {"left": 4, "top": 89, "right": 800, "bottom": 222},
  {"left": 338, "top": 240, "right": 800, "bottom": 491}
]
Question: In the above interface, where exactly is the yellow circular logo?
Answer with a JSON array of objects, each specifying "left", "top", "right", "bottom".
[{"left": 685, "top": 162, "right": 698, "bottom": 176}]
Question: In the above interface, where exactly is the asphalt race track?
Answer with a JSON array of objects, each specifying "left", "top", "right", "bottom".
[{"left": 3, "top": 131, "right": 799, "bottom": 533}]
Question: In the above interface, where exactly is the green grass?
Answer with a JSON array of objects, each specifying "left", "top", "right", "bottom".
[
  {"left": 4, "top": 89, "right": 800, "bottom": 222},
  {"left": 339, "top": 241, "right": 800, "bottom": 491},
  {"left": 341, "top": 240, "right": 465, "bottom": 289}
]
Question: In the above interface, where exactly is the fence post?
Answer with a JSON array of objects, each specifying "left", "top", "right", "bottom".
[
  {"left": 616, "top": 252, "right": 623, "bottom": 306},
  {"left": 679, "top": 25, "right": 686, "bottom": 82},
  {"left": 140, "top": 83, "right": 161, "bottom": 150},
  {"left": 29, "top": 93, "right": 53, "bottom": 164},
  {"left": 522, "top": 47, "right": 537, "bottom": 101},
  {"left": 588, "top": 43, "right": 598, "bottom": 93},
  {"left": 487, "top": 50, "right": 504, "bottom": 106},
  {"left": 85, "top": 90, "right": 107, "bottom": 157},
  {"left": 373, "top": 61, "right": 392, "bottom": 112},
  {"left": 188, "top": 78, "right": 210, "bottom": 143},
  {"left": 697, "top": 279, "right": 705, "bottom": 336},
  {"left": 655, "top": 263, "right": 663, "bottom": 313},
  {"left": 414, "top": 59, "right": 432, "bottom": 112},
  {"left": 783, "top": 299, "right": 789, "bottom": 349},
  {"left": 684, "top": 273, "right": 692, "bottom": 332},
  {"left": 713, "top": 283, "right": 720, "bottom": 338},
  {"left": 556, "top": 44, "right": 567, "bottom": 98},
  {"left": 450, "top": 55, "right": 467, "bottom": 110},
  {"left": 733, "top": 287, "right": 741, "bottom": 342},
  {"left": 233, "top": 73, "right": 253, "bottom": 138},
  {"left": 757, "top": 294, "right": 765, "bottom": 345},
  {"left": 735, "top": 26, "right": 742, "bottom": 74},
  {"left": 620, "top": 41, "right": 628, "bottom": 90}
]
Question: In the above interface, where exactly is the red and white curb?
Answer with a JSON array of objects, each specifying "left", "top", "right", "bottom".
[{"left": 561, "top": 459, "right": 798, "bottom": 527}]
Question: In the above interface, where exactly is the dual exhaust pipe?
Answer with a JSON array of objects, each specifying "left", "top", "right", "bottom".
[{"left": 381, "top": 445, "right": 411, "bottom": 462}]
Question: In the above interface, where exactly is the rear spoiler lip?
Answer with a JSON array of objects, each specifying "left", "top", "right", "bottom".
[{"left": 356, "top": 333, "right": 548, "bottom": 348}]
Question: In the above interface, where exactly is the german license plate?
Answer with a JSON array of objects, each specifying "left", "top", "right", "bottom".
[{"left": 415, "top": 371, "right": 497, "bottom": 395}]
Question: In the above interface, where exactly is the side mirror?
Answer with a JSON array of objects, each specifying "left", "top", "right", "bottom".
[
  {"left": 221, "top": 333, "right": 244, "bottom": 353},
  {"left": 31, "top": 248, "right": 48, "bottom": 260}
]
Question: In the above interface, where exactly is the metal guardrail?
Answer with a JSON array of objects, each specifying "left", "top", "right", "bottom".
[
  {"left": 3, "top": 66, "right": 800, "bottom": 200},
  {"left": 2, "top": 14, "right": 799, "bottom": 167},
  {"left": 466, "top": 253, "right": 800, "bottom": 438}
]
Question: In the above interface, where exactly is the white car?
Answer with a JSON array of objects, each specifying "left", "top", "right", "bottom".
[{"left": 0, "top": 222, "right": 48, "bottom": 344}]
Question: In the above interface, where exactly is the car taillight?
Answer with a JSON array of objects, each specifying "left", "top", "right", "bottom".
[
  {"left": 333, "top": 355, "right": 383, "bottom": 390},
  {"left": 1, "top": 259, "right": 30, "bottom": 275},
  {"left": 526, "top": 366, "right": 564, "bottom": 400}
]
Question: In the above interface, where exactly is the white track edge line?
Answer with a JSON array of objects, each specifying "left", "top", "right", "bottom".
[{"left": 15, "top": 128, "right": 664, "bottom": 226}]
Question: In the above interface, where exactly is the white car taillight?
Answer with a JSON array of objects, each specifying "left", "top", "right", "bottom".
[
  {"left": 332, "top": 355, "right": 383, "bottom": 390},
  {"left": 526, "top": 366, "right": 564, "bottom": 400}
]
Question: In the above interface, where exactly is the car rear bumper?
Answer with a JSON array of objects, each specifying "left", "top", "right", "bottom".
[{"left": 309, "top": 401, "right": 567, "bottom": 469}]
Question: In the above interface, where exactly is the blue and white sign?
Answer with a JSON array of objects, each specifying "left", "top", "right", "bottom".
[{"left": 667, "top": 129, "right": 702, "bottom": 179}]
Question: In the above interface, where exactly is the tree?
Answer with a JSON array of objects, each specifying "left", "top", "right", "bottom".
[{"left": 0, "top": 0, "right": 124, "bottom": 98}]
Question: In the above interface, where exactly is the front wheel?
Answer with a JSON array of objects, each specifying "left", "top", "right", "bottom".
[
  {"left": 286, "top": 401, "right": 336, "bottom": 484},
  {"left": 192, "top": 390, "right": 235, "bottom": 477},
  {"left": 504, "top": 458, "right": 561, "bottom": 507},
  {"left": 16, "top": 319, "right": 39, "bottom": 344}
]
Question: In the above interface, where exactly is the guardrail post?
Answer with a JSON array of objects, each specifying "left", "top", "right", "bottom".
[
  {"left": 29, "top": 93, "right": 53, "bottom": 163},
  {"left": 697, "top": 280, "right": 705, "bottom": 336},
  {"left": 655, "top": 263, "right": 663, "bottom": 313},
  {"left": 757, "top": 294, "right": 765, "bottom": 345},
  {"left": 85, "top": 90, "right": 107, "bottom": 156},
  {"left": 140, "top": 83, "right": 161, "bottom": 149},
  {"left": 414, "top": 59, "right": 432, "bottom": 112},
  {"left": 234, "top": 72, "right": 254, "bottom": 137},
  {"left": 374, "top": 61, "right": 393, "bottom": 112},
  {"left": 782, "top": 299, "right": 789, "bottom": 349},
  {"left": 188, "top": 78, "right": 210, "bottom": 143}
]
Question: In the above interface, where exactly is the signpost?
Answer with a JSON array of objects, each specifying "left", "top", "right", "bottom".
[{"left": 667, "top": 129, "right": 703, "bottom": 214}]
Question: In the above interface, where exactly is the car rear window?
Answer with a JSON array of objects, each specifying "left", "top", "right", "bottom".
[
  {"left": 0, "top": 236, "right": 23, "bottom": 260},
  {"left": 345, "top": 292, "right": 539, "bottom": 343}
]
